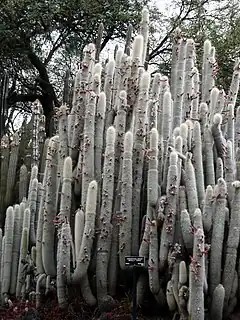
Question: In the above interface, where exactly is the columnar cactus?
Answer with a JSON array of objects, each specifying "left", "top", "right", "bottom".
[
  {"left": 132, "top": 71, "right": 150, "bottom": 255},
  {"left": 73, "top": 180, "right": 98, "bottom": 281},
  {"left": 1, "top": 13, "right": 240, "bottom": 320},
  {"left": 222, "top": 181, "right": 240, "bottom": 310},
  {"left": 126, "top": 34, "right": 143, "bottom": 129},
  {"left": 31, "top": 101, "right": 41, "bottom": 167},
  {"left": 95, "top": 92, "right": 106, "bottom": 186},
  {"left": 172, "top": 38, "right": 187, "bottom": 129},
  {"left": 2, "top": 206, "right": 14, "bottom": 296},
  {"left": 56, "top": 221, "right": 72, "bottom": 309},
  {"left": 29, "top": 178, "right": 38, "bottom": 246},
  {"left": 74, "top": 209, "right": 85, "bottom": 267},
  {"left": 209, "top": 178, "right": 227, "bottom": 296},
  {"left": 119, "top": 131, "right": 133, "bottom": 269},
  {"left": 10, "top": 205, "right": 22, "bottom": 294},
  {"left": 70, "top": 44, "right": 96, "bottom": 161},
  {"left": 0, "top": 135, "right": 9, "bottom": 226},
  {"left": 183, "top": 39, "right": 196, "bottom": 119},
  {"left": 81, "top": 92, "right": 96, "bottom": 210},
  {"left": 19, "top": 164, "right": 28, "bottom": 202},
  {"left": 16, "top": 228, "right": 29, "bottom": 297},
  {"left": 42, "top": 136, "right": 59, "bottom": 276},
  {"left": 159, "top": 151, "right": 179, "bottom": 271},
  {"left": 189, "top": 209, "right": 205, "bottom": 320},
  {"left": 192, "top": 121, "right": 205, "bottom": 206},
  {"left": 96, "top": 126, "right": 115, "bottom": 302},
  {"left": 5, "top": 133, "right": 20, "bottom": 208},
  {"left": 59, "top": 156, "right": 72, "bottom": 221},
  {"left": 139, "top": 7, "right": 149, "bottom": 65}
]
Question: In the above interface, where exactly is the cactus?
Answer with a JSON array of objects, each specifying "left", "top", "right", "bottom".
[
  {"left": 31, "top": 101, "right": 41, "bottom": 167},
  {"left": 0, "top": 135, "right": 9, "bottom": 225},
  {"left": 203, "top": 126, "right": 215, "bottom": 187},
  {"left": 5, "top": 133, "right": 20, "bottom": 208},
  {"left": 148, "top": 220, "right": 159, "bottom": 294},
  {"left": 183, "top": 39, "right": 196, "bottom": 119},
  {"left": 36, "top": 171, "right": 47, "bottom": 274},
  {"left": 42, "top": 136, "right": 59, "bottom": 276},
  {"left": 111, "top": 49, "right": 124, "bottom": 110},
  {"left": 74, "top": 208, "right": 85, "bottom": 267},
  {"left": 10, "top": 205, "right": 22, "bottom": 294},
  {"left": 170, "top": 28, "right": 182, "bottom": 98},
  {"left": 95, "top": 92, "right": 106, "bottom": 186},
  {"left": 1, "top": 15, "right": 240, "bottom": 320},
  {"left": 131, "top": 71, "right": 150, "bottom": 255},
  {"left": 172, "top": 38, "right": 187, "bottom": 129},
  {"left": 180, "top": 209, "right": 193, "bottom": 251},
  {"left": 36, "top": 274, "right": 46, "bottom": 309},
  {"left": 202, "top": 185, "right": 213, "bottom": 234},
  {"left": 2, "top": 206, "right": 14, "bottom": 296},
  {"left": 57, "top": 104, "right": 69, "bottom": 192},
  {"left": 209, "top": 178, "right": 227, "bottom": 296},
  {"left": 56, "top": 221, "right": 72, "bottom": 309},
  {"left": 104, "top": 60, "right": 115, "bottom": 128},
  {"left": 119, "top": 131, "right": 133, "bottom": 269},
  {"left": 96, "top": 126, "right": 115, "bottom": 302},
  {"left": 59, "top": 156, "right": 72, "bottom": 221},
  {"left": 190, "top": 67, "right": 200, "bottom": 120},
  {"left": 126, "top": 34, "right": 143, "bottom": 129},
  {"left": 70, "top": 44, "right": 96, "bottom": 162},
  {"left": 16, "top": 228, "right": 29, "bottom": 297},
  {"left": 189, "top": 209, "right": 205, "bottom": 320},
  {"left": 222, "top": 181, "right": 240, "bottom": 309},
  {"left": 139, "top": 128, "right": 159, "bottom": 260},
  {"left": 73, "top": 180, "right": 98, "bottom": 281},
  {"left": 159, "top": 151, "right": 179, "bottom": 271},
  {"left": 19, "top": 164, "right": 28, "bottom": 202},
  {"left": 184, "top": 153, "right": 199, "bottom": 221},
  {"left": 211, "top": 284, "right": 225, "bottom": 320},
  {"left": 81, "top": 92, "right": 96, "bottom": 210},
  {"left": 192, "top": 121, "right": 205, "bottom": 206},
  {"left": 29, "top": 178, "right": 38, "bottom": 246},
  {"left": 139, "top": 7, "right": 149, "bottom": 65}
]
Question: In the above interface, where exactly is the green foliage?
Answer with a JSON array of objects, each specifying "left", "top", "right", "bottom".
[{"left": 0, "top": 0, "right": 147, "bottom": 119}]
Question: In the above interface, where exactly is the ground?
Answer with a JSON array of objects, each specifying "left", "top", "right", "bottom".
[{"left": 0, "top": 292, "right": 239, "bottom": 320}]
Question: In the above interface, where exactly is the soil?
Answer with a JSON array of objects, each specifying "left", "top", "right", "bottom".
[{"left": 0, "top": 292, "right": 239, "bottom": 320}]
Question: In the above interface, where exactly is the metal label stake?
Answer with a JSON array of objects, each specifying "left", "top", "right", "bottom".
[{"left": 125, "top": 256, "right": 145, "bottom": 320}]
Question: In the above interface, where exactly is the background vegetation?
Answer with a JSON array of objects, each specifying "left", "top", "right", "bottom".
[{"left": 0, "top": 0, "right": 239, "bottom": 135}]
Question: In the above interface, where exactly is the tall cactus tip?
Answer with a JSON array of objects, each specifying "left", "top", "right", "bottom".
[
  {"left": 132, "top": 35, "right": 144, "bottom": 59},
  {"left": 213, "top": 113, "right": 222, "bottom": 125},
  {"left": 169, "top": 151, "right": 178, "bottom": 166},
  {"left": 141, "top": 7, "right": 149, "bottom": 21},
  {"left": 63, "top": 157, "right": 72, "bottom": 179},
  {"left": 89, "top": 180, "right": 98, "bottom": 190},
  {"left": 232, "top": 180, "right": 240, "bottom": 189}
]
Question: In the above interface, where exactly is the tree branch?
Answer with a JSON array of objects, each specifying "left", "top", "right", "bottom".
[
  {"left": 8, "top": 92, "right": 41, "bottom": 104},
  {"left": 44, "top": 31, "right": 67, "bottom": 65},
  {"left": 27, "top": 50, "right": 60, "bottom": 108},
  {"left": 27, "top": 51, "right": 49, "bottom": 82},
  {"left": 148, "top": 0, "right": 209, "bottom": 61},
  {"left": 101, "top": 27, "right": 115, "bottom": 51}
]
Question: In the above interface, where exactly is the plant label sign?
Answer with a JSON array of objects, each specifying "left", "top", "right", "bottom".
[{"left": 125, "top": 256, "right": 145, "bottom": 267}]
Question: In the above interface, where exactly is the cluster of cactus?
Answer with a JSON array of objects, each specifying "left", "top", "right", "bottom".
[{"left": 0, "top": 7, "right": 240, "bottom": 320}]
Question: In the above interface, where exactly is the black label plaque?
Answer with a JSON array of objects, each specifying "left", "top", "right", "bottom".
[{"left": 125, "top": 256, "right": 145, "bottom": 267}]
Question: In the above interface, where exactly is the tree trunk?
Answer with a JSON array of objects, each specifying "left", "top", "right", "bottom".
[{"left": 40, "top": 95, "right": 55, "bottom": 137}]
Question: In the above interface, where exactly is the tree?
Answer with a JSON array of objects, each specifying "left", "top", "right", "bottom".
[
  {"left": 147, "top": 0, "right": 240, "bottom": 94},
  {"left": 0, "top": 0, "right": 147, "bottom": 136}
]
